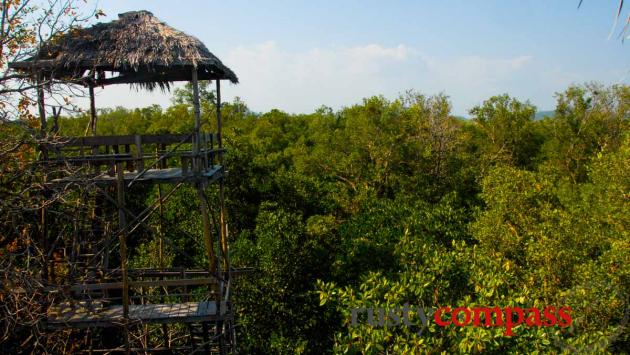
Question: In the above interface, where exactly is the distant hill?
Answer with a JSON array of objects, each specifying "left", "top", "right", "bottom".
[{"left": 535, "top": 110, "right": 555, "bottom": 120}]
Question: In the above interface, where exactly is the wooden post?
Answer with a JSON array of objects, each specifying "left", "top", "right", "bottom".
[
  {"left": 36, "top": 71, "right": 49, "bottom": 282},
  {"left": 216, "top": 79, "right": 223, "bottom": 163},
  {"left": 202, "top": 322, "right": 211, "bottom": 355},
  {"left": 192, "top": 68, "right": 201, "bottom": 172},
  {"left": 51, "top": 107, "right": 60, "bottom": 134},
  {"left": 202, "top": 133, "right": 209, "bottom": 170},
  {"left": 116, "top": 162, "right": 130, "bottom": 354},
  {"left": 124, "top": 144, "right": 133, "bottom": 171},
  {"left": 88, "top": 87, "right": 98, "bottom": 169},
  {"left": 103, "top": 219, "right": 110, "bottom": 272},
  {"left": 219, "top": 182, "right": 229, "bottom": 274},
  {"left": 156, "top": 187, "right": 165, "bottom": 269},
  {"left": 198, "top": 183, "right": 217, "bottom": 274},
  {"left": 86, "top": 75, "right": 102, "bottom": 285},
  {"left": 116, "top": 164, "right": 128, "bottom": 317},
  {"left": 216, "top": 80, "right": 230, "bottom": 275},
  {"left": 37, "top": 71, "right": 47, "bottom": 136},
  {"left": 160, "top": 143, "right": 168, "bottom": 169},
  {"left": 134, "top": 135, "right": 144, "bottom": 172},
  {"left": 89, "top": 83, "right": 97, "bottom": 136},
  {"left": 193, "top": 69, "right": 217, "bottom": 277},
  {"left": 157, "top": 177, "right": 169, "bottom": 347}
]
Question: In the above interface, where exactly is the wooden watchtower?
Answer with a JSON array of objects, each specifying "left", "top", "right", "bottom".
[{"left": 10, "top": 10, "right": 239, "bottom": 353}]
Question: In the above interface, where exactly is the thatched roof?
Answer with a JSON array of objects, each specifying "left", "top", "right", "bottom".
[{"left": 9, "top": 10, "right": 238, "bottom": 90}]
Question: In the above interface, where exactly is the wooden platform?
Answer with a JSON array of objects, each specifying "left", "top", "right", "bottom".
[
  {"left": 47, "top": 301, "right": 222, "bottom": 328},
  {"left": 49, "top": 166, "right": 223, "bottom": 185}
]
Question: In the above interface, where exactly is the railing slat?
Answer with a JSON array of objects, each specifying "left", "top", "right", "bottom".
[{"left": 134, "top": 135, "right": 144, "bottom": 172}]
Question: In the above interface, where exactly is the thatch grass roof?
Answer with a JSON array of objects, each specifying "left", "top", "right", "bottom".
[{"left": 10, "top": 10, "right": 238, "bottom": 90}]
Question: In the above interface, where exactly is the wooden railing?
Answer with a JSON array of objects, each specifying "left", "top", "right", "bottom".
[
  {"left": 44, "top": 268, "right": 252, "bottom": 308},
  {"left": 42, "top": 132, "right": 222, "bottom": 178}
]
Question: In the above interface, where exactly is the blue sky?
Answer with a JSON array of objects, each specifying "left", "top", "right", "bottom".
[{"left": 87, "top": 0, "right": 629, "bottom": 116}]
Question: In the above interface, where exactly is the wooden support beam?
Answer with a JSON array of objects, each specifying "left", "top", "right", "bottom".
[
  {"left": 202, "top": 133, "right": 208, "bottom": 170},
  {"left": 98, "top": 268, "right": 253, "bottom": 278},
  {"left": 116, "top": 161, "right": 130, "bottom": 354},
  {"left": 92, "top": 182, "right": 202, "bottom": 266},
  {"left": 92, "top": 70, "right": 226, "bottom": 86},
  {"left": 159, "top": 143, "right": 168, "bottom": 169},
  {"left": 134, "top": 135, "right": 144, "bottom": 172},
  {"left": 37, "top": 71, "right": 47, "bottom": 136},
  {"left": 47, "top": 277, "right": 218, "bottom": 292},
  {"left": 191, "top": 68, "right": 201, "bottom": 172},
  {"left": 214, "top": 79, "right": 230, "bottom": 292},
  {"left": 157, "top": 182, "right": 165, "bottom": 269},
  {"left": 202, "top": 322, "right": 211, "bottom": 354},
  {"left": 89, "top": 82, "right": 97, "bottom": 136},
  {"left": 45, "top": 133, "right": 191, "bottom": 148},
  {"left": 219, "top": 182, "right": 230, "bottom": 276},
  {"left": 124, "top": 144, "right": 133, "bottom": 171},
  {"left": 36, "top": 71, "right": 49, "bottom": 282},
  {"left": 198, "top": 183, "right": 217, "bottom": 274},
  {"left": 216, "top": 79, "right": 223, "bottom": 162},
  {"left": 51, "top": 107, "right": 61, "bottom": 134}
]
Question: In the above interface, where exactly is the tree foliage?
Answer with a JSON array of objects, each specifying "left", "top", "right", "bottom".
[{"left": 2, "top": 59, "right": 629, "bottom": 352}]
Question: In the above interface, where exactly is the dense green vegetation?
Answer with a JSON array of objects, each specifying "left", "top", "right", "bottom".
[{"left": 50, "top": 83, "right": 630, "bottom": 353}]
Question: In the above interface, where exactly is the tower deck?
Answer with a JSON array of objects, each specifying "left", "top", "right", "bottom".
[
  {"left": 47, "top": 301, "right": 226, "bottom": 328},
  {"left": 43, "top": 132, "right": 224, "bottom": 185}
]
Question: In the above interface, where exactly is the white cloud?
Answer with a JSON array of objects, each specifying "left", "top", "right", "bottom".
[
  {"left": 77, "top": 42, "right": 599, "bottom": 116},
  {"left": 424, "top": 55, "right": 533, "bottom": 85},
  {"left": 221, "top": 41, "right": 535, "bottom": 115},
  {"left": 221, "top": 42, "right": 419, "bottom": 113}
]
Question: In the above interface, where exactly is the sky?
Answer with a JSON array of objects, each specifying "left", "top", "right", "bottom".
[{"left": 80, "top": 0, "right": 630, "bottom": 116}]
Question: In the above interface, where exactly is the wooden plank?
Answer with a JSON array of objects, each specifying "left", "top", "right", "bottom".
[
  {"left": 102, "top": 267, "right": 254, "bottom": 278},
  {"left": 58, "top": 154, "right": 133, "bottom": 162},
  {"left": 47, "top": 166, "right": 224, "bottom": 185},
  {"left": 44, "top": 134, "right": 192, "bottom": 148},
  {"left": 44, "top": 150, "right": 221, "bottom": 165},
  {"left": 49, "top": 278, "right": 217, "bottom": 292},
  {"left": 47, "top": 301, "right": 219, "bottom": 328}
]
